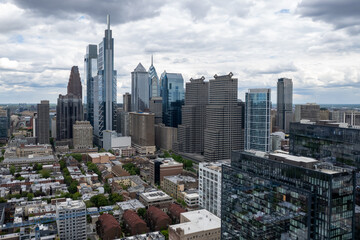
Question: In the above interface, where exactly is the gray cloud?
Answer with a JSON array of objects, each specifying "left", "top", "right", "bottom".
[
  {"left": 297, "top": 0, "right": 360, "bottom": 34},
  {"left": 11, "top": 0, "right": 167, "bottom": 24}
]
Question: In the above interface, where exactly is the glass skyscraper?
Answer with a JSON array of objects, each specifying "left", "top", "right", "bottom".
[
  {"left": 84, "top": 44, "right": 97, "bottom": 127},
  {"left": 277, "top": 78, "right": 293, "bottom": 133},
  {"left": 245, "top": 88, "right": 271, "bottom": 152},
  {"left": 131, "top": 63, "right": 149, "bottom": 112},
  {"left": 160, "top": 71, "right": 184, "bottom": 128},
  {"left": 94, "top": 15, "right": 117, "bottom": 139},
  {"left": 149, "top": 55, "right": 159, "bottom": 99},
  {"left": 222, "top": 150, "right": 356, "bottom": 240}
]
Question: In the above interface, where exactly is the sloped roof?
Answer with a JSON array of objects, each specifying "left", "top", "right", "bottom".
[{"left": 134, "top": 63, "right": 147, "bottom": 72}]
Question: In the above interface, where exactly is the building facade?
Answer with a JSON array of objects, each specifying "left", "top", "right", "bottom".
[
  {"left": 294, "top": 103, "right": 320, "bottom": 122},
  {"left": 56, "top": 200, "right": 86, "bottom": 240},
  {"left": 199, "top": 161, "right": 229, "bottom": 217},
  {"left": 150, "top": 97, "right": 163, "bottom": 124},
  {"left": 177, "top": 77, "right": 208, "bottom": 154},
  {"left": 160, "top": 71, "right": 185, "bottom": 128},
  {"left": 94, "top": 15, "right": 117, "bottom": 140},
  {"left": 290, "top": 121, "right": 360, "bottom": 168},
  {"left": 84, "top": 44, "right": 98, "bottom": 127},
  {"left": 277, "top": 78, "right": 293, "bottom": 133},
  {"left": 73, "top": 121, "right": 93, "bottom": 149},
  {"left": 129, "top": 112, "right": 155, "bottom": 154},
  {"left": 149, "top": 158, "right": 183, "bottom": 185},
  {"left": 131, "top": 63, "right": 150, "bottom": 112},
  {"left": 221, "top": 151, "right": 356, "bottom": 239},
  {"left": 149, "top": 55, "right": 160, "bottom": 99},
  {"left": 36, "top": 100, "right": 50, "bottom": 144},
  {"left": 123, "top": 92, "right": 131, "bottom": 113},
  {"left": 0, "top": 108, "right": 10, "bottom": 142},
  {"left": 245, "top": 88, "right": 271, "bottom": 152},
  {"left": 204, "top": 73, "right": 244, "bottom": 161},
  {"left": 155, "top": 123, "right": 177, "bottom": 151}
]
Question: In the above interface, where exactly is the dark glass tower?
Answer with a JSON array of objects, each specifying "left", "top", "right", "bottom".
[
  {"left": 94, "top": 15, "right": 117, "bottom": 139},
  {"left": 177, "top": 77, "right": 209, "bottom": 154},
  {"left": 84, "top": 44, "right": 98, "bottom": 126},
  {"left": 56, "top": 66, "right": 83, "bottom": 141},
  {"left": 36, "top": 100, "right": 50, "bottom": 144},
  {"left": 277, "top": 78, "right": 293, "bottom": 133},
  {"left": 160, "top": 71, "right": 184, "bottom": 128},
  {"left": 222, "top": 151, "right": 356, "bottom": 239}
]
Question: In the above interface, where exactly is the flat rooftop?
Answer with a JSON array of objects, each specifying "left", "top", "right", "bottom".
[
  {"left": 140, "top": 191, "right": 172, "bottom": 202},
  {"left": 88, "top": 152, "right": 115, "bottom": 158},
  {"left": 117, "top": 199, "right": 145, "bottom": 211},
  {"left": 56, "top": 199, "right": 85, "bottom": 210},
  {"left": 270, "top": 152, "right": 318, "bottom": 163},
  {"left": 164, "top": 175, "right": 196, "bottom": 184},
  {"left": 169, "top": 209, "right": 220, "bottom": 235}
]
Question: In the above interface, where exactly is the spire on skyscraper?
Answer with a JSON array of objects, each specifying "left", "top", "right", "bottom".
[
  {"left": 107, "top": 14, "right": 110, "bottom": 30},
  {"left": 151, "top": 54, "right": 153, "bottom": 66},
  {"left": 67, "top": 66, "right": 82, "bottom": 99}
]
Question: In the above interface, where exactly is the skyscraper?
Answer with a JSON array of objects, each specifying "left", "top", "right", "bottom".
[
  {"left": 294, "top": 103, "right": 320, "bottom": 122},
  {"left": 56, "top": 66, "right": 83, "bottom": 141},
  {"left": 131, "top": 63, "right": 149, "bottom": 112},
  {"left": 221, "top": 150, "right": 355, "bottom": 239},
  {"left": 277, "top": 78, "right": 293, "bottom": 133},
  {"left": 204, "top": 73, "right": 244, "bottom": 161},
  {"left": 0, "top": 107, "right": 10, "bottom": 142},
  {"left": 123, "top": 92, "right": 131, "bottom": 112},
  {"left": 36, "top": 100, "right": 50, "bottom": 144},
  {"left": 160, "top": 71, "right": 184, "bottom": 128},
  {"left": 84, "top": 44, "right": 98, "bottom": 126},
  {"left": 177, "top": 77, "right": 208, "bottom": 154},
  {"left": 94, "top": 15, "right": 117, "bottom": 141},
  {"left": 245, "top": 88, "right": 271, "bottom": 152},
  {"left": 149, "top": 55, "right": 160, "bottom": 98}
]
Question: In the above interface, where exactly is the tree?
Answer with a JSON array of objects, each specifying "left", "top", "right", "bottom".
[
  {"left": 71, "top": 192, "right": 81, "bottom": 200},
  {"left": 40, "top": 169, "right": 50, "bottom": 179},
  {"left": 27, "top": 193, "right": 34, "bottom": 201},
  {"left": 10, "top": 166, "right": 15, "bottom": 175},
  {"left": 33, "top": 163, "right": 43, "bottom": 171},
  {"left": 163, "top": 151, "right": 171, "bottom": 158},
  {"left": 161, "top": 230, "right": 169, "bottom": 240},
  {"left": 68, "top": 181, "right": 79, "bottom": 194},
  {"left": 59, "top": 160, "right": 66, "bottom": 170},
  {"left": 0, "top": 197, "right": 6, "bottom": 203},
  {"left": 137, "top": 208, "right": 146, "bottom": 218},
  {"left": 104, "top": 183, "right": 111, "bottom": 194},
  {"left": 90, "top": 194, "right": 109, "bottom": 207},
  {"left": 109, "top": 193, "right": 123, "bottom": 204},
  {"left": 1, "top": 149, "right": 5, "bottom": 155}
]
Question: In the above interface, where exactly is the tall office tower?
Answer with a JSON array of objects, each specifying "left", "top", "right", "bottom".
[
  {"left": 276, "top": 78, "right": 293, "bottom": 133},
  {"left": 129, "top": 112, "right": 155, "bottom": 155},
  {"left": 149, "top": 97, "right": 163, "bottom": 124},
  {"left": 0, "top": 107, "right": 10, "bottom": 142},
  {"left": 221, "top": 151, "right": 356, "bottom": 239},
  {"left": 149, "top": 55, "right": 160, "bottom": 98},
  {"left": 56, "top": 199, "right": 87, "bottom": 240},
  {"left": 245, "top": 88, "right": 271, "bottom": 152},
  {"left": 204, "top": 73, "right": 244, "bottom": 161},
  {"left": 198, "top": 161, "right": 229, "bottom": 217},
  {"left": 294, "top": 103, "right": 320, "bottom": 122},
  {"left": 67, "top": 66, "right": 82, "bottom": 99},
  {"left": 36, "top": 100, "right": 50, "bottom": 144},
  {"left": 131, "top": 63, "right": 149, "bottom": 112},
  {"left": 290, "top": 121, "right": 360, "bottom": 168},
  {"left": 84, "top": 44, "right": 98, "bottom": 126},
  {"left": 177, "top": 77, "right": 209, "bottom": 154},
  {"left": 123, "top": 92, "right": 131, "bottom": 112},
  {"left": 94, "top": 15, "right": 117, "bottom": 141},
  {"left": 56, "top": 66, "right": 83, "bottom": 141},
  {"left": 160, "top": 71, "right": 185, "bottom": 128}
]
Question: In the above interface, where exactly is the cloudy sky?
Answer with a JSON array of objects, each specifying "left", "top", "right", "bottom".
[{"left": 0, "top": 0, "right": 359, "bottom": 104}]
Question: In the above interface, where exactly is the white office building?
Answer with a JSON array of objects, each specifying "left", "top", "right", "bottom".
[
  {"left": 56, "top": 199, "right": 86, "bottom": 240},
  {"left": 199, "top": 161, "right": 229, "bottom": 217}
]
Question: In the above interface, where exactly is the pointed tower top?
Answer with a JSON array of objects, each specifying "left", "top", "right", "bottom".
[
  {"left": 151, "top": 54, "right": 153, "bottom": 66},
  {"left": 107, "top": 14, "right": 110, "bottom": 30}
]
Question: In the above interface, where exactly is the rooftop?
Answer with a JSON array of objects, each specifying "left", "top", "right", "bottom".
[
  {"left": 164, "top": 175, "right": 196, "bottom": 184},
  {"left": 199, "top": 160, "right": 230, "bottom": 172},
  {"left": 88, "top": 152, "right": 115, "bottom": 158},
  {"left": 56, "top": 199, "right": 85, "bottom": 210},
  {"left": 270, "top": 152, "right": 318, "bottom": 163},
  {"left": 169, "top": 209, "right": 220, "bottom": 235},
  {"left": 117, "top": 199, "right": 145, "bottom": 211},
  {"left": 140, "top": 191, "right": 172, "bottom": 202}
]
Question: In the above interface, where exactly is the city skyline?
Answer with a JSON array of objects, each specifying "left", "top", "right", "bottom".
[{"left": 0, "top": 0, "right": 360, "bottom": 104}]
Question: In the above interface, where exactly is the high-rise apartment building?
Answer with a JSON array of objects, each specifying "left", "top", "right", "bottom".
[
  {"left": 56, "top": 199, "right": 87, "bottom": 240},
  {"left": 204, "top": 73, "right": 244, "bottom": 161},
  {"left": 149, "top": 55, "right": 160, "bottom": 99},
  {"left": 36, "top": 100, "right": 50, "bottom": 144},
  {"left": 94, "top": 15, "right": 117, "bottom": 141},
  {"left": 160, "top": 71, "right": 184, "bottom": 128},
  {"left": 290, "top": 121, "right": 360, "bottom": 168},
  {"left": 221, "top": 151, "right": 355, "bottom": 239},
  {"left": 177, "top": 77, "right": 208, "bottom": 154},
  {"left": 199, "top": 161, "right": 229, "bottom": 217},
  {"left": 123, "top": 92, "right": 131, "bottom": 112},
  {"left": 56, "top": 66, "right": 83, "bottom": 141},
  {"left": 131, "top": 63, "right": 149, "bottom": 112},
  {"left": 150, "top": 97, "right": 163, "bottom": 124},
  {"left": 84, "top": 44, "right": 98, "bottom": 126},
  {"left": 245, "top": 88, "right": 271, "bottom": 152},
  {"left": 73, "top": 121, "right": 93, "bottom": 149},
  {"left": 277, "top": 78, "right": 293, "bottom": 133},
  {"left": 129, "top": 112, "right": 155, "bottom": 154},
  {"left": 294, "top": 103, "right": 320, "bottom": 122}
]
